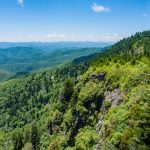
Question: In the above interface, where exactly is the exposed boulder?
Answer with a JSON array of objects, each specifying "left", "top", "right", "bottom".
[
  {"left": 96, "top": 73, "right": 106, "bottom": 80},
  {"left": 95, "top": 88, "right": 125, "bottom": 150},
  {"left": 104, "top": 88, "right": 125, "bottom": 107},
  {"left": 75, "top": 75, "right": 81, "bottom": 84},
  {"left": 89, "top": 73, "right": 97, "bottom": 79},
  {"left": 89, "top": 72, "right": 106, "bottom": 81},
  {"left": 133, "top": 47, "right": 144, "bottom": 54},
  {"left": 96, "top": 117, "right": 103, "bottom": 134},
  {"left": 48, "top": 123, "right": 59, "bottom": 135}
]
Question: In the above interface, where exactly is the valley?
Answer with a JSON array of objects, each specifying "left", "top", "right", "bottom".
[
  {"left": 0, "top": 31, "right": 149, "bottom": 150},
  {"left": 0, "top": 46, "right": 106, "bottom": 81},
  {"left": 0, "top": 0, "right": 149, "bottom": 149}
]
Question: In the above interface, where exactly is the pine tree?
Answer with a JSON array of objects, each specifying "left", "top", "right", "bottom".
[
  {"left": 31, "top": 122, "right": 40, "bottom": 150},
  {"left": 13, "top": 131, "right": 24, "bottom": 150}
]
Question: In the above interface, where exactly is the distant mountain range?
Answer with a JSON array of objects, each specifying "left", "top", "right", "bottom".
[
  {"left": 0, "top": 42, "right": 112, "bottom": 52},
  {"left": 0, "top": 31, "right": 149, "bottom": 150},
  {"left": 0, "top": 44, "right": 109, "bottom": 81}
]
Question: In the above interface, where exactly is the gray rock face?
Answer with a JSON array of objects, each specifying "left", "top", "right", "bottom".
[
  {"left": 96, "top": 73, "right": 106, "bottom": 80},
  {"left": 96, "top": 117, "right": 103, "bottom": 134},
  {"left": 104, "top": 88, "right": 125, "bottom": 106},
  {"left": 89, "top": 72, "right": 106, "bottom": 81},
  {"left": 134, "top": 47, "right": 143, "bottom": 54},
  {"left": 95, "top": 88, "right": 125, "bottom": 150},
  {"left": 48, "top": 123, "right": 59, "bottom": 135},
  {"left": 75, "top": 75, "right": 81, "bottom": 84}
]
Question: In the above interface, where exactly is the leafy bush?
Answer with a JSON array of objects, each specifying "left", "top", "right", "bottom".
[{"left": 75, "top": 126, "right": 98, "bottom": 150}]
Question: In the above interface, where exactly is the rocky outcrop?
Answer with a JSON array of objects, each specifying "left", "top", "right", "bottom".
[
  {"left": 89, "top": 72, "right": 106, "bottom": 81},
  {"left": 48, "top": 123, "right": 59, "bottom": 135},
  {"left": 95, "top": 88, "right": 125, "bottom": 150},
  {"left": 133, "top": 47, "right": 144, "bottom": 54},
  {"left": 104, "top": 88, "right": 125, "bottom": 107},
  {"left": 75, "top": 75, "right": 82, "bottom": 84}
]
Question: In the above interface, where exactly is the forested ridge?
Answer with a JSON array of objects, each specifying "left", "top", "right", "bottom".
[
  {"left": 0, "top": 31, "right": 150, "bottom": 150},
  {"left": 0, "top": 47, "right": 101, "bottom": 81}
]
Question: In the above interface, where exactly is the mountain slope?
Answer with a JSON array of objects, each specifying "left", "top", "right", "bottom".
[
  {"left": 0, "top": 47, "right": 102, "bottom": 81},
  {"left": 0, "top": 31, "right": 150, "bottom": 150},
  {"left": 0, "top": 42, "right": 111, "bottom": 50}
]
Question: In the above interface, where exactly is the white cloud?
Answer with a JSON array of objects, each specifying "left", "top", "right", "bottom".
[
  {"left": 91, "top": 3, "right": 110, "bottom": 13},
  {"left": 143, "top": 13, "right": 148, "bottom": 17},
  {"left": 28, "top": 33, "right": 67, "bottom": 40},
  {"left": 97, "top": 34, "right": 123, "bottom": 42},
  {"left": 47, "top": 33, "right": 66, "bottom": 38},
  {"left": 17, "top": 0, "right": 24, "bottom": 7},
  {"left": 27, "top": 33, "right": 122, "bottom": 42},
  {"left": 0, "top": 32, "right": 123, "bottom": 42},
  {"left": 76, "top": 34, "right": 123, "bottom": 42}
]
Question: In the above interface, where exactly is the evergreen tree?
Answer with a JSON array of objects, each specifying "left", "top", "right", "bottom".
[
  {"left": 31, "top": 122, "right": 40, "bottom": 150},
  {"left": 13, "top": 131, "right": 24, "bottom": 150},
  {"left": 63, "top": 78, "right": 74, "bottom": 101}
]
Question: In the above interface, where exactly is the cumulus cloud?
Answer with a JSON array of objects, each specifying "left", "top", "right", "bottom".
[
  {"left": 97, "top": 34, "right": 123, "bottom": 42},
  {"left": 76, "top": 34, "right": 123, "bottom": 42},
  {"left": 91, "top": 3, "right": 110, "bottom": 13},
  {"left": 47, "top": 33, "right": 66, "bottom": 38},
  {"left": 143, "top": 13, "right": 148, "bottom": 17},
  {"left": 28, "top": 33, "right": 67, "bottom": 40},
  {"left": 17, "top": 0, "right": 24, "bottom": 7},
  {"left": 0, "top": 33, "right": 123, "bottom": 42},
  {"left": 27, "top": 33, "right": 122, "bottom": 42}
]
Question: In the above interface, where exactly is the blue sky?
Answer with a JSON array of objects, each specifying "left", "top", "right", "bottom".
[{"left": 0, "top": 0, "right": 149, "bottom": 42}]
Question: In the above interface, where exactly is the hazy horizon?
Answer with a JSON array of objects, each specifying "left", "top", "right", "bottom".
[{"left": 0, "top": 0, "right": 149, "bottom": 42}]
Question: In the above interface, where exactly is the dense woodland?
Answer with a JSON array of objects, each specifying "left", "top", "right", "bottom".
[
  {"left": 0, "top": 47, "right": 101, "bottom": 81},
  {"left": 0, "top": 31, "right": 150, "bottom": 150}
]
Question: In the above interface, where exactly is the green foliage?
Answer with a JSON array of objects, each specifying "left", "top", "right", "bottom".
[
  {"left": 61, "top": 78, "right": 74, "bottom": 101},
  {"left": 103, "top": 101, "right": 111, "bottom": 110},
  {"left": 75, "top": 126, "right": 98, "bottom": 150},
  {"left": 31, "top": 122, "right": 40, "bottom": 150},
  {"left": 12, "top": 130, "right": 24, "bottom": 150},
  {"left": 101, "top": 85, "right": 150, "bottom": 150},
  {"left": 0, "top": 30, "right": 150, "bottom": 150},
  {"left": 22, "top": 142, "right": 33, "bottom": 150},
  {"left": 48, "top": 140, "right": 61, "bottom": 150},
  {"left": 0, "top": 47, "right": 101, "bottom": 81}
]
